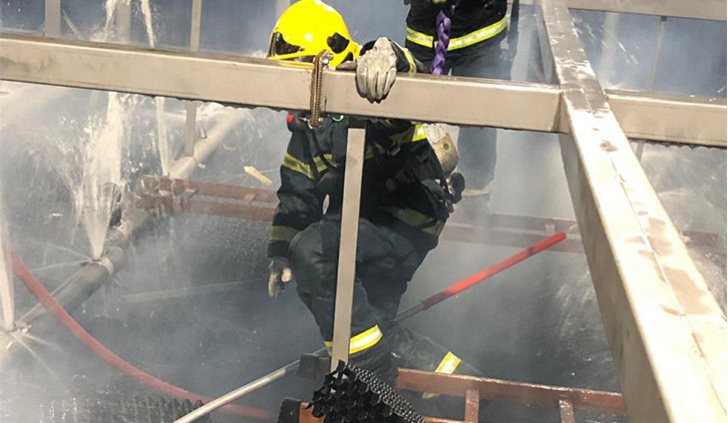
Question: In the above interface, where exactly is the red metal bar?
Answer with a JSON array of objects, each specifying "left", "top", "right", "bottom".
[
  {"left": 10, "top": 252, "right": 273, "bottom": 422},
  {"left": 142, "top": 176, "right": 278, "bottom": 204},
  {"left": 138, "top": 178, "right": 724, "bottom": 250},
  {"left": 395, "top": 231, "right": 568, "bottom": 322},
  {"left": 559, "top": 399, "right": 577, "bottom": 423},
  {"left": 464, "top": 388, "right": 480, "bottom": 423},
  {"left": 396, "top": 369, "right": 626, "bottom": 415},
  {"left": 421, "top": 232, "right": 567, "bottom": 309},
  {"left": 133, "top": 194, "right": 582, "bottom": 254},
  {"left": 132, "top": 180, "right": 724, "bottom": 259},
  {"left": 130, "top": 194, "right": 276, "bottom": 222}
]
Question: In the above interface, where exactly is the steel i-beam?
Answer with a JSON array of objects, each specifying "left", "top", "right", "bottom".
[
  {"left": 539, "top": 0, "right": 727, "bottom": 422},
  {"left": 1, "top": 34, "right": 724, "bottom": 147},
  {"left": 44, "top": 0, "right": 61, "bottom": 37}
]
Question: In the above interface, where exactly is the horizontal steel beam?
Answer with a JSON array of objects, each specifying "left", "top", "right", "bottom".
[
  {"left": 541, "top": 1, "right": 727, "bottom": 422},
  {"left": 515, "top": 0, "right": 727, "bottom": 21},
  {"left": 1, "top": 34, "right": 724, "bottom": 147},
  {"left": 607, "top": 90, "right": 728, "bottom": 146},
  {"left": 0, "top": 34, "right": 560, "bottom": 133}
]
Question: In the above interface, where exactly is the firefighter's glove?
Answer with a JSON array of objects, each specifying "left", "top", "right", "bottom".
[
  {"left": 268, "top": 257, "right": 292, "bottom": 298},
  {"left": 355, "top": 37, "right": 398, "bottom": 103}
]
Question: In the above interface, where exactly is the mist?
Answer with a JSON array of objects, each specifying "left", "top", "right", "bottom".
[{"left": 0, "top": 1, "right": 724, "bottom": 422}]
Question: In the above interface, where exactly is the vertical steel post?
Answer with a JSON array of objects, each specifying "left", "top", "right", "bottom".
[
  {"left": 558, "top": 399, "right": 576, "bottom": 423},
  {"left": 115, "top": 0, "right": 132, "bottom": 43},
  {"left": 599, "top": 12, "right": 620, "bottom": 87},
  {"left": 44, "top": 0, "right": 61, "bottom": 37},
  {"left": 541, "top": 0, "right": 727, "bottom": 421},
  {"left": 330, "top": 126, "right": 366, "bottom": 370},
  {"left": 464, "top": 389, "right": 480, "bottom": 423},
  {"left": 185, "top": 0, "right": 203, "bottom": 156},
  {"left": 647, "top": 16, "right": 668, "bottom": 92}
]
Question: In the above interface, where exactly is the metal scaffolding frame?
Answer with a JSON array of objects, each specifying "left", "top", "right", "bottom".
[
  {"left": 540, "top": 2, "right": 726, "bottom": 423},
  {"left": 1, "top": 1, "right": 726, "bottom": 422},
  {"left": 0, "top": 34, "right": 725, "bottom": 147}
]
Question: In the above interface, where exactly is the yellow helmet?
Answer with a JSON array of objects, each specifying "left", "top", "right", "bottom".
[{"left": 267, "top": 0, "right": 360, "bottom": 68}]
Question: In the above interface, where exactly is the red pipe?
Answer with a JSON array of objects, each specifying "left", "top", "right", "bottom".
[
  {"left": 11, "top": 252, "right": 273, "bottom": 422},
  {"left": 421, "top": 232, "right": 567, "bottom": 309}
]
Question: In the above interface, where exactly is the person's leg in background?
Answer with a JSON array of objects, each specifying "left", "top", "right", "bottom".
[
  {"left": 450, "top": 38, "right": 513, "bottom": 220},
  {"left": 359, "top": 225, "right": 483, "bottom": 378},
  {"left": 358, "top": 224, "right": 482, "bottom": 419}
]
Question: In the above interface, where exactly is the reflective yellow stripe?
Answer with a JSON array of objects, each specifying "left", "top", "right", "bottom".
[
  {"left": 406, "top": 27, "right": 433, "bottom": 48},
  {"left": 269, "top": 226, "right": 299, "bottom": 243},
  {"left": 423, "top": 351, "right": 462, "bottom": 399},
  {"left": 449, "top": 17, "right": 507, "bottom": 50},
  {"left": 386, "top": 207, "right": 446, "bottom": 236},
  {"left": 423, "top": 220, "right": 446, "bottom": 236},
  {"left": 313, "top": 154, "right": 336, "bottom": 170},
  {"left": 462, "top": 183, "right": 492, "bottom": 197},
  {"left": 324, "top": 325, "right": 383, "bottom": 355},
  {"left": 282, "top": 153, "right": 314, "bottom": 179},
  {"left": 406, "top": 17, "right": 507, "bottom": 51},
  {"left": 388, "top": 126, "right": 415, "bottom": 147},
  {"left": 387, "top": 124, "right": 425, "bottom": 148},
  {"left": 435, "top": 351, "right": 462, "bottom": 374},
  {"left": 380, "top": 119, "right": 396, "bottom": 128},
  {"left": 282, "top": 153, "right": 334, "bottom": 179},
  {"left": 412, "top": 124, "right": 427, "bottom": 142},
  {"left": 402, "top": 45, "right": 418, "bottom": 74}
]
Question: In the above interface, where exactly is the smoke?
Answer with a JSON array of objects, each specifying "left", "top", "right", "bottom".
[{"left": 0, "top": 2, "right": 723, "bottom": 423}]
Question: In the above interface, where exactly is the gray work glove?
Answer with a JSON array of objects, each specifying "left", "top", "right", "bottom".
[
  {"left": 268, "top": 257, "right": 292, "bottom": 298},
  {"left": 355, "top": 37, "right": 398, "bottom": 103}
]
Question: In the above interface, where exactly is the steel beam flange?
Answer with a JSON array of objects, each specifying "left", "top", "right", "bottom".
[
  {"left": 514, "top": 0, "right": 727, "bottom": 21},
  {"left": 539, "top": 1, "right": 727, "bottom": 422},
  {"left": 0, "top": 33, "right": 561, "bottom": 133},
  {"left": 1, "top": 34, "right": 726, "bottom": 146},
  {"left": 606, "top": 90, "right": 728, "bottom": 147}
]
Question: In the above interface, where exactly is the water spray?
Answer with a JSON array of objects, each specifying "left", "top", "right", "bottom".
[{"left": 11, "top": 251, "right": 273, "bottom": 422}]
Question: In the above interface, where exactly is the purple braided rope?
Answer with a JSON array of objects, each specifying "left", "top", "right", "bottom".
[{"left": 431, "top": 4, "right": 456, "bottom": 75}]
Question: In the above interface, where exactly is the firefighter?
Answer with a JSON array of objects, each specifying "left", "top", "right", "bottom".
[
  {"left": 266, "top": 0, "right": 478, "bottom": 385},
  {"left": 405, "top": 0, "right": 513, "bottom": 215}
]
